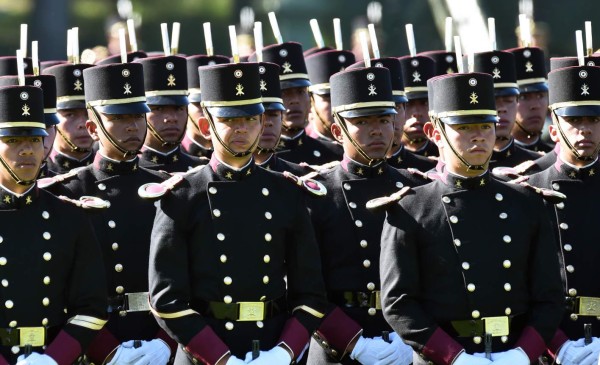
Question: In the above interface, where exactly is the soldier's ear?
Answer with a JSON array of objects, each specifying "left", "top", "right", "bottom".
[
  {"left": 85, "top": 120, "right": 100, "bottom": 141},
  {"left": 432, "top": 125, "right": 444, "bottom": 148},
  {"left": 548, "top": 124, "right": 560, "bottom": 143},
  {"left": 198, "top": 116, "right": 211, "bottom": 139},
  {"left": 331, "top": 122, "right": 344, "bottom": 144}
]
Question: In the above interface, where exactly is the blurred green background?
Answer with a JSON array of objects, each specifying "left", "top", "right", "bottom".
[{"left": 1, "top": 0, "right": 599, "bottom": 62}]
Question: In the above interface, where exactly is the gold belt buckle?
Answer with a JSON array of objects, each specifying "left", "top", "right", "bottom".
[
  {"left": 19, "top": 327, "right": 45, "bottom": 347},
  {"left": 126, "top": 292, "right": 150, "bottom": 312},
  {"left": 578, "top": 297, "right": 600, "bottom": 316},
  {"left": 374, "top": 291, "right": 382, "bottom": 310},
  {"left": 238, "top": 302, "right": 265, "bottom": 321},
  {"left": 483, "top": 316, "right": 509, "bottom": 337}
]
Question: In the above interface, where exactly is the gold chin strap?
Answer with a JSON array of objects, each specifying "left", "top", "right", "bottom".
[
  {"left": 0, "top": 155, "right": 38, "bottom": 186},
  {"left": 200, "top": 105, "right": 261, "bottom": 158},
  {"left": 56, "top": 127, "right": 91, "bottom": 153},
  {"left": 145, "top": 117, "right": 185, "bottom": 148},
  {"left": 514, "top": 120, "right": 537, "bottom": 139},
  {"left": 402, "top": 131, "right": 426, "bottom": 145},
  {"left": 434, "top": 118, "right": 491, "bottom": 171},
  {"left": 332, "top": 112, "right": 392, "bottom": 167},
  {"left": 87, "top": 104, "right": 146, "bottom": 159},
  {"left": 552, "top": 110, "right": 600, "bottom": 162},
  {"left": 310, "top": 94, "right": 333, "bottom": 134},
  {"left": 187, "top": 113, "right": 200, "bottom": 132}
]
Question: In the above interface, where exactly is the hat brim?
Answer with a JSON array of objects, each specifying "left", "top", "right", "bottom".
[
  {"left": 264, "top": 102, "right": 286, "bottom": 111},
  {"left": 44, "top": 113, "right": 60, "bottom": 126},
  {"left": 57, "top": 100, "right": 86, "bottom": 110},
  {"left": 95, "top": 102, "right": 151, "bottom": 115},
  {"left": 406, "top": 91, "right": 428, "bottom": 100},
  {"left": 188, "top": 93, "right": 202, "bottom": 103},
  {"left": 146, "top": 95, "right": 189, "bottom": 106},
  {"left": 519, "top": 83, "right": 548, "bottom": 94},
  {"left": 554, "top": 105, "right": 600, "bottom": 117},
  {"left": 494, "top": 87, "right": 520, "bottom": 97},
  {"left": 310, "top": 88, "right": 330, "bottom": 96},
  {"left": 440, "top": 115, "right": 499, "bottom": 125},
  {"left": 393, "top": 95, "right": 408, "bottom": 103},
  {"left": 0, "top": 127, "right": 48, "bottom": 137},
  {"left": 339, "top": 107, "right": 397, "bottom": 118},
  {"left": 207, "top": 103, "right": 265, "bottom": 118},
  {"left": 281, "top": 79, "right": 311, "bottom": 90}
]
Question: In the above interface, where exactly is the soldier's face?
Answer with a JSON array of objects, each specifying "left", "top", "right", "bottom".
[
  {"left": 282, "top": 87, "right": 310, "bottom": 130},
  {"left": 0, "top": 135, "right": 44, "bottom": 184},
  {"left": 56, "top": 109, "right": 93, "bottom": 151},
  {"left": 403, "top": 98, "right": 429, "bottom": 140},
  {"left": 495, "top": 95, "right": 518, "bottom": 138},
  {"left": 335, "top": 114, "right": 394, "bottom": 163},
  {"left": 259, "top": 110, "right": 283, "bottom": 150},
  {"left": 515, "top": 91, "right": 548, "bottom": 133},
  {"left": 213, "top": 114, "right": 264, "bottom": 154},
  {"left": 43, "top": 125, "right": 56, "bottom": 160},
  {"left": 550, "top": 114, "right": 600, "bottom": 164},
  {"left": 145, "top": 105, "right": 187, "bottom": 145},
  {"left": 435, "top": 122, "right": 495, "bottom": 171},
  {"left": 310, "top": 93, "right": 333, "bottom": 127},
  {"left": 87, "top": 112, "right": 146, "bottom": 160},
  {"left": 392, "top": 102, "right": 407, "bottom": 147}
]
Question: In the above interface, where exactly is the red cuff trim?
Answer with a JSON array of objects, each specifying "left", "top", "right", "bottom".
[
  {"left": 156, "top": 328, "right": 178, "bottom": 354},
  {"left": 0, "top": 354, "right": 8, "bottom": 365},
  {"left": 515, "top": 325, "right": 547, "bottom": 362},
  {"left": 85, "top": 327, "right": 120, "bottom": 364},
  {"left": 185, "top": 326, "right": 229, "bottom": 365},
  {"left": 547, "top": 329, "right": 569, "bottom": 357},
  {"left": 316, "top": 307, "right": 362, "bottom": 355},
  {"left": 278, "top": 317, "right": 309, "bottom": 358},
  {"left": 44, "top": 330, "right": 82, "bottom": 365},
  {"left": 422, "top": 327, "right": 464, "bottom": 365}
]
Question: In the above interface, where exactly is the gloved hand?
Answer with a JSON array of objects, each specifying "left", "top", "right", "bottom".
[
  {"left": 243, "top": 346, "right": 291, "bottom": 364},
  {"left": 224, "top": 355, "right": 247, "bottom": 365},
  {"left": 107, "top": 339, "right": 170, "bottom": 365},
  {"left": 349, "top": 336, "right": 405, "bottom": 365},
  {"left": 453, "top": 352, "right": 492, "bottom": 365},
  {"left": 379, "top": 332, "right": 413, "bottom": 365},
  {"left": 568, "top": 337, "right": 600, "bottom": 365},
  {"left": 489, "top": 348, "right": 528, "bottom": 364},
  {"left": 15, "top": 353, "right": 58, "bottom": 365},
  {"left": 557, "top": 338, "right": 589, "bottom": 365}
]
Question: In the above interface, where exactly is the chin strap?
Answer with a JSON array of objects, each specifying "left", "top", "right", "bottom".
[
  {"left": 402, "top": 131, "right": 427, "bottom": 145},
  {"left": 434, "top": 118, "right": 491, "bottom": 171},
  {"left": 514, "top": 120, "right": 538, "bottom": 140},
  {"left": 552, "top": 110, "right": 600, "bottom": 162},
  {"left": 310, "top": 94, "right": 334, "bottom": 136},
  {"left": 333, "top": 112, "right": 391, "bottom": 166},
  {"left": 87, "top": 104, "right": 146, "bottom": 159},
  {"left": 56, "top": 127, "right": 91, "bottom": 153},
  {"left": 0, "top": 155, "right": 38, "bottom": 186},
  {"left": 200, "top": 105, "right": 262, "bottom": 158},
  {"left": 145, "top": 118, "right": 185, "bottom": 148}
]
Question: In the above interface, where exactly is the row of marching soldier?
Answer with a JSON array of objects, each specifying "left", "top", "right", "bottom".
[{"left": 0, "top": 10, "right": 599, "bottom": 365}]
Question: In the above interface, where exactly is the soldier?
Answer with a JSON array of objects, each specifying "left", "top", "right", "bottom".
[
  {"left": 398, "top": 55, "right": 439, "bottom": 157},
  {"left": 250, "top": 42, "right": 342, "bottom": 165},
  {"left": 43, "top": 63, "right": 96, "bottom": 174},
  {"left": 148, "top": 61, "right": 329, "bottom": 365},
  {"left": 472, "top": 50, "right": 542, "bottom": 168},
  {"left": 136, "top": 55, "right": 204, "bottom": 172},
  {"left": 43, "top": 62, "right": 174, "bottom": 364},
  {"left": 182, "top": 54, "right": 230, "bottom": 159},
  {"left": 507, "top": 46, "right": 553, "bottom": 153},
  {"left": 307, "top": 65, "right": 419, "bottom": 365},
  {"left": 253, "top": 62, "right": 307, "bottom": 175},
  {"left": 0, "top": 85, "right": 107, "bottom": 364},
  {"left": 379, "top": 71, "right": 564, "bottom": 365},
  {"left": 527, "top": 65, "right": 600, "bottom": 364}
]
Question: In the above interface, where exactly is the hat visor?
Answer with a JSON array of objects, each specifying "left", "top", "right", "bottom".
[
  {"left": 494, "top": 87, "right": 520, "bottom": 97},
  {"left": 519, "top": 83, "right": 548, "bottom": 94},
  {"left": 339, "top": 107, "right": 397, "bottom": 118},
  {"left": 554, "top": 105, "right": 600, "bottom": 117},
  {"left": 393, "top": 94, "right": 408, "bottom": 103},
  {"left": 188, "top": 93, "right": 202, "bottom": 103},
  {"left": 281, "top": 79, "right": 311, "bottom": 90},
  {"left": 440, "top": 115, "right": 499, "bottom": 125},
  {"left": 0, "top": 127, "right": 48, "bottom": 137},
  {"left": 57, "top": 100, "right": 86, "bottom": 110},
  {"left": 146, "top": 95, "right": 189, "bottom": 106},
  {"left": 406, "top": 91, "right": 428, "bottom": 100},
  {"left": 264, "top": 102, "right": 286, "bottom": 111},
  {"left": 95, "top": 102, "right": 151, "bottom": 115},
  {"left": 310, "top": 88, "right": 330, "bottom": 96},
  {"left": 44, "top": 113, "right": 60, "bottom": 126},
  {"left": 207, "top": 103, "right": 265, "bottom": 118}
]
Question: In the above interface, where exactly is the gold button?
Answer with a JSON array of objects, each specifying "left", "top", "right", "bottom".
[
  {"left": 472, "top": 310, "right": 480, "bottom": 319},
  {"left": 116, "top": 286, "right": 124, "bottom": 294},
  {"left": 265, "top": 212, "right": 272, "bottom": 219},
  {"left": 560, "top": 223, "right": 569, "bottom": 230},
  {"left": 263, "top": 276, "right": 269, "bottom": 284},
  {"left": 349, "top": 202, "right": 357, "bottom": 209},
  {"left": 108, "top": 220, "right": 116, "bottom": 228},
  {"left": 453, "top": 239, "right": 461, "bottom": 247},
  {"left": 224, "top": 277, "right": 232, "bottom": 285},
  {"left": 568, "top": 288, "right": 577, "bottom": 297},
  {"left": 503, "top": 260, "right": 511, "bottom": 268},
  {"left": 499, "top": 212, "right": 508, "bottom": 219},
  {"left": 115, "top": 264, "right": 123, "bottom": 272},
  {"left": 363, "top": 260, "right": 371, "bottom": 268},
  {"left": 224, "top": 295, "right": 232, "bottom": 304},
  {"left": 368, "top": 308, "right": 377, "bottom": 316},
  {"left": 42, "top": 298, "right": 50, "bottom": 306},
  {"left": 462, "top": 262, "right": 470, "bottom": 270},
  {"left": 355, "top": 220, "right": 363, "bottom": 227},
  {"left": 564, "top": 244, "right": 573, "bottom": 252},
  {"left": 262, "top": 188, "right": 269, "bottom": 196},
  {"left": 343, "top": 183, "right": 351, "bottom": 190},
  {"left": 43, "top": 252, "right": 52, "bottom": 261},
  {"left": 43, "top": 232, "right": 51, "bottom": 240},
  {"left": 449, "top": 216, "right": 458, "bottom": 224},
  {"left": 112, "top": 243, "right": 119, "bottom": 251},
  {"left": 360, "top": 240, "right": 368, "bottom": 248},
  {"left": 505, "top": 307, "right": 511, "bottom": 315},
  {"left": 503, "top": 235, "right": 511, "bottom": 243},
  {"left": 217, "top": 233, "right": 225, "bottom": 241},
  {"left": 467, "top": 283, "right": 476, "bottom": 292},
  {"left": 504, "top": 283, "right": 512, "bottom": 291},
  {"left": 220, "top": 255, "right": 227, "bottom": 263},
  {"left": 225, "top": 322, "right": 234, "bottom": 330},
  {"left": 263, "top": 255, "right": 270, "bottom": 263},
  {"left": 264, "top": 233, "right": 272, "bottom": 242},
  {"left": 495, "top": 193, "right": 503, "bottom": 201},
  {"left": 1, "top": 279, "right": 7, "bottom": 287},
  {"left": 442, "top": 196, "right": 451, "bottom": 203},
  {"left": 367, "top": 282, "right": 375, "bottom": 291},
  {"left": 556, "top": 202, "right": 565, "bottom": 209},
  {"left": 9, "top": 321, "right": 16, "bottom": 328},
  {"left": 209, "top": 187, "right": 217, "bottom": 194},
  {"left": 473, "top": 336, "right": 482, "bottom": 344},
  {"left": 567, "top": 265, "right": 575, "bottom": 273},
  {"left": 552, "top": 183, "right": 560, "bottom": 190},
  {"left": 213, "top": 209, "right": 221, "bottom": 217},
  {"left": 42, "top": 211, "right": 50, "bottom": 219},
  {"left": 42, "top": 318, "right": 48, "bottom": 326}
]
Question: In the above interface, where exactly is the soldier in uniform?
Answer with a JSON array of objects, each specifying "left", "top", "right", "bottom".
[
  {"left": 250, "top": 42, "right": 342, "bottom": 165},
  {"left": 507, "top": 46, "right": 553, "bottom": 153},
  {"left": 379, "top": 71, "right": 564, "bottom": 365},
  {"left": 0, "top": 84, "right": 107, "bottom": 364},
  {"left": 148, "top": 61, "right": 329, "bottom": 365},
  {"left": 136, "top": 55, "right": 204, "bottom": 172},
  {"left": 398, "top": 55, "right": 439, "bottom": 157},
  {"left": 527, "top": 65, "right": 600, "bottom": 364},
  {"left": 44, "top": 62, "right": 174, "bottom": 364},
  {"left": 181, "top": 55, "right": 230, "bottom": 159},
  {"left": 43, "top": 63, "right": 96, "bottom": 174},
  {"left": 307, "top": 65, "right": 418, "bottom": 365},
  {"left": 471, "top": 51, "right": 542, "bottom": 168}
]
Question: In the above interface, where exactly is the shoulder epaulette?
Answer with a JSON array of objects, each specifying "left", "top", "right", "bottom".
[
  {"left": 299, "top": 160, "right": 340, "bottom": 172},
  {"left": 138, "top": 164, "right": 206, "bottom": 199},
  {"left": 513, "top": 160, "right": 537, "bottom": 174},
  {"left": 37, "top": 166, "right": 86, "bottom": 189},
  {"left": 511, "top": 180, "right": 566, "bottom": 204},
  {"left": 58, "top": 195, "right": 111, "bottom": 209},
  {"left": 492, "top": 160, "right": 538, "bottom": 181},
  {"left": 283, "top": 171, "right": 327, "bottom": 197},
  {"left": 406, "top": 167, "right": 433, "bottom": 180},
  {"left": 366, "top": 186, "right": 412, "bottom": 209}
]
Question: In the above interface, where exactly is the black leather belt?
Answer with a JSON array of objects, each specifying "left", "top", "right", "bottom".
[
  {"left": 107, "top": 292, "right": 150, "bottom": 313},
  {"left": 201, "top": 297, "right": 286, "bottom": 321},
  {"left": 339, "top": 291, "right": 381, "bottom": 310}
]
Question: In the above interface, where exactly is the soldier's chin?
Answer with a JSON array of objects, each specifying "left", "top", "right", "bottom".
[{"left": 283, "top": 118, "right": 306, "bottom": 130}]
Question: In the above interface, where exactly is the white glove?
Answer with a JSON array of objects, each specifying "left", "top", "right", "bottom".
[
  {"left": 374, "top": 332, "right": 413, "bottom": 365},
  {"left": 558, "top": 338, "right": 589, "bottom": 365},
  {"left": 225, "top": 355, "right": 247, "bottom": 365},
  {"left": 15, "top": 353, "right": 58, "bottom": 365},
  {"left": 489, "top": 348, "right": 528, "bottom": 364},
  {"left": 453, "top": 352, "right": 492, "bottom": 365},
  {"left": 567, "top": 337, "right": 600, "bottom": 365},
  {"left": 243, "top": 346, "right": 291, "bottom": 364},
  {"left": 107, "top": 339, "right": 170, "bottom": 365},
  {"left": 350, "top": 336, "right": 403, "bottom": 365}
]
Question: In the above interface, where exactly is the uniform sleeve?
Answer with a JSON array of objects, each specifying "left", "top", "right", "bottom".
[
  {"left": 45, "top": 212, "right": 108, "bottom": 365},
  {"left": 380, "top": 203, "right": 464, "bottom": 365},
  {"left": 148, "top": 189, "right": 230, "bottom": 365}
]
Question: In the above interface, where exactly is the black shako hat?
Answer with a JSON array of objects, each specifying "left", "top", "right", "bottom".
[
  {"left": 398, "top": 55, "right": 435, "bottom": 100},
  {"left": 0, "top": 85, "right": 46, "bottom": 137},
  {"left": 550, "top": 56, "right": 600, "bottom": 71},
  {"left": 549, "top": 65, "right": 600, "bottom": 117},
  {"left": 0, "top": 57, "right": 33, "bottom": 76},
  {"left": 136, "top": 55, "right": 188, "bottom": 106},
  {"left": 258, "top": 62, "right": 285, "bottom": 111},
  {"left": 471, "top": 50, "right": 519, "bottom": 97},
  {"left": 418, "top": 50, "right": 459, "bottom": 76},
  {"left": 506, "top": 46, "right": 548, "bottom": 93},
  {"left": 348, "top": 57, "right": 408, "bottom": 103},
  {"left": 249, "top": 42, "right": 311, "bottom": 90},
  {"left": 0, "top": 75, "right": 59, "bottom": 126},
  {"left": 186, "top": 55, "right": 230, "bottom": 103},
  {"left": 43, "top": 63, "right": 94, "bottom": 110},
  {"left": 305, "top": 50, "right": 355, "bottom": 95},
  {"left": 95, "top": 51, "right": 147, "bottom": 66}
]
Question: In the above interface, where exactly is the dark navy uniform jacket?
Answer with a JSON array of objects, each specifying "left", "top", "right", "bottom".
[
  {"left": 47, "top": 150, "right": 94, "bottom": 175},
  {"left": 276, "top": 131, "right": 342, "bottom": 165},
  {"left": 139, "top": 146, "right": 205, "bottom": 173}
]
